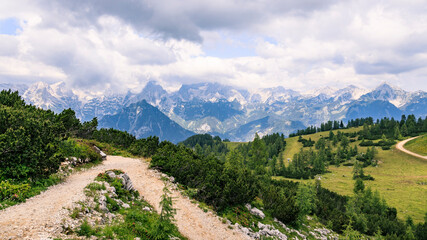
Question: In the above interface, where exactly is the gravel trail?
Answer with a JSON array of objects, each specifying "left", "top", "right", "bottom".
[
  {"left": 0, "top": 155, "right": 248, "bottom": 240},
  {"left": 396, "top": 136, "right": 427, "bottom": 160}
]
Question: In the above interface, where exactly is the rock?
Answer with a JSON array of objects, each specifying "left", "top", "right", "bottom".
[
  {"left": 106, "top": 171, "right": 116, "bottom": 179},
  {"left": 98, "top": 195, "right": 109, "bottom": 212},
  {"left": 258, "top": 222, "right": 288, "bottom": 240},
  {"left": 122, "top": 203, "right": 130, "bottom": 209},
  {"left": 119, "top": 173, "right": 134, "bottom": 191},
  {"left": 314, "top": 228, "right": 331, "bottom": 236},
  {"left": 142, "top": 206, "right": 151, "bottom": 211},
  {"left": 274, "top": 218, "right": 289, "bottom": 229},
  {"left": 70, "top": 157, "right": 78, "bottom": 166},
  {"left": 245, "top": 204, "right": 265, "bottom": 219},
  {"left": 94, "top": 146, "right": 107, "bottom": 159}
]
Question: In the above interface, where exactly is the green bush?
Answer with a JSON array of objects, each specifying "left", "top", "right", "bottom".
[
  {"left": 57, "top": 138, "right": 102, "bottom": 163},
  {"left": 0, "top": 180, "right": 30, "bottom": 201}
]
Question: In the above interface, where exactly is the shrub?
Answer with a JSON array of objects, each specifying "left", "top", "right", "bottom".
[{"left": 0, "top": 180, "right": 30, "bottom": 201}]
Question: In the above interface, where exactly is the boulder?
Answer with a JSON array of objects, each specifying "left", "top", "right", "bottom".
[
  {"left": 118, "top": 173, "right": 134, "bottom": 191},
  {"left": 258, "top": 222, "right": 288, "bottom": 240},
  {"left": 245, "top": 204, "right": 265, "bottom": 219},
  {"left": 93, "top": 146, "right": 107, "bottom": 160}
]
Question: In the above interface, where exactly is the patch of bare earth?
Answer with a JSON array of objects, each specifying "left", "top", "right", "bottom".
[{"left": 0, "top": 156, "right": 248, "bottom": 240}]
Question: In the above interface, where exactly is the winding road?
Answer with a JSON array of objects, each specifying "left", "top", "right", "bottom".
[
  {"left": 395, "top": 136, "right": 427, "bottom": 160},
  {"left": 0, "top": 156, "right": 248, "bottom": 240}
]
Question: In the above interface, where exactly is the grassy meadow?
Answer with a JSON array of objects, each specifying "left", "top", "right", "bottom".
[
  {"left": 274, "top": 128, "right": 427, "bottom": 223},
  {"left": 405, "top": 134, "right": 427, "bottom": 156}
]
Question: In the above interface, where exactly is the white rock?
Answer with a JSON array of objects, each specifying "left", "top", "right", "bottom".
[{"left": 245, "top": 204, "right": 265, "bottom": 219}]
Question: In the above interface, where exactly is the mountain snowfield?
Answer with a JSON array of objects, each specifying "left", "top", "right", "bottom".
[{"left": 1, "top": 81, "right": 426, "bottom": 142}]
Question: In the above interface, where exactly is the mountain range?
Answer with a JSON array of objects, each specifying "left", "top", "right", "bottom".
[{"left": 1, "top": 81, "right": 426, "bottom": 142}]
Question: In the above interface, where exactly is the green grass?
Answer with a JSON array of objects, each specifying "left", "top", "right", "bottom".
[
  {"left": 275, "top": 129, "right": 427, "bottom": 223},
  {"left": 281, "top": 127, "right": 363, "bottom": 161},
  {"left": 404, "top": 134, "right": 427, "bottom": 156}
]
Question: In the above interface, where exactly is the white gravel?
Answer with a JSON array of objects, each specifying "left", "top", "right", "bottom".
[{"left": 0, "top": 155, "right": 249, "bottom": 240}]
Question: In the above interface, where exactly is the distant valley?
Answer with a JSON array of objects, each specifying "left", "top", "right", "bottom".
[{"left": 1, "top": 81, "right": 426, "bottom": 142}]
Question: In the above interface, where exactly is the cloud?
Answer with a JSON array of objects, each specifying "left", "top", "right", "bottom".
[{"left": 0, "top": 0, "right": 426, "bottom": 93}]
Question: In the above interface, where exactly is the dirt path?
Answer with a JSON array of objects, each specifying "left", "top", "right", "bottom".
[
  {"left": 0, "top": 156, "right": 248, "bottom": 240},
  {"left": 396, "top": 136, "right": 427, "bottom": 160}
]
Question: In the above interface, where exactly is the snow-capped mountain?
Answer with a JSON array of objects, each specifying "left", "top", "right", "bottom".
[
  {"left": 250, "top": 86, "right": 300, "bottom": 104},
  {"left": 22, "top": 81, "right": 80, "bottom": 114},
  {"left": 171, "top": 82, "right": 250, "bottom": 104},
  {"left": 359, "top": 83, "right": 412, "bottom": 108},
  {"left": 1, "top": 81, "right": 425, "bottom": 142}
]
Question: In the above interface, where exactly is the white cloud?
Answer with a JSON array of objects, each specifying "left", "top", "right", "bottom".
[{"left": 0, "top": 0, "right": 426, "bottom": 93}]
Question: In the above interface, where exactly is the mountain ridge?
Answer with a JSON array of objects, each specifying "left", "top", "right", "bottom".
[{"left": 1, "top": 81, "right": 426, "bottom": 141}]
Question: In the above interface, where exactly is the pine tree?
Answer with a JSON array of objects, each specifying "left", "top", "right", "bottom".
[
  {"left": 394, "top": 125, "right": 402, "bottom": 140},
  {"left": 354, "top": 178, "right": 365, "bottom": 193},
  {"left": 401, "top": 123, "right": 408, "bottom": 136},
  {"left": 249, "top": 133, "right": 267, "bottom": 169}
]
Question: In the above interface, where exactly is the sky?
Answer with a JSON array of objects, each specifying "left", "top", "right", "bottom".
[{"left": 0, "top": 0, "right": 427, "bottom": 94}]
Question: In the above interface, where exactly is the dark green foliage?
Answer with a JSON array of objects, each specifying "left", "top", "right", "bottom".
[
  {"left": 290, "top": 115, "right": 427, "bottom": 140},
  {"left": 128, "top": 136, "right": 160, "bottom": 157},
  {"left": 280, "top": 148, "right": 326, "bottom": 179},
  {"left": 260, "top": 180, "right": 300, "bottom": 224},
  {"left": 91, "top": 128, "right": 136, "bottom": 148},
  {"left": 346, "top": 187, "right": 407, "bottom": 237},
  {"left": 298, "top": 136, "right": 315, "bottom": 147},
  {"left": 314, "top": 184, "right": 349, "bottom": 233},
  {"left": 353, "top": 178, "right": 365, "bottom": 193},
  {"left": 56, "top": 108, "right": 80, "bottom": 137},
  {"left": 414, "top": 214, "right": 427, "bottom": 240},
  {"left": 0, "top": 90, "right": 104, "bottom": 184},
  {"left": 180, "top": 134, "right": 229, "bottom": 156},
  {"left": 150, "top": 141, "right": 257, "bottom": 210},
  {"left": 77, "top": 117, "right": 98, "bottom": 139},
  {"left": 0, "top": 90, "right": 63, "bottom": 181}
]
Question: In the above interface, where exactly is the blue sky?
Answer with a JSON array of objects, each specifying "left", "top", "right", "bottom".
[
  {"left": 0, "top": 0, "right": 426, "bottom": 94},
  {"left": 0, "top": 18, "right": 21, "bottom": 35}
]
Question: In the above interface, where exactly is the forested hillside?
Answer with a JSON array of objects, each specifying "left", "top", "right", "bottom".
[{"left": 1, "top": 90, "right": 426, "bottom": 239}]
